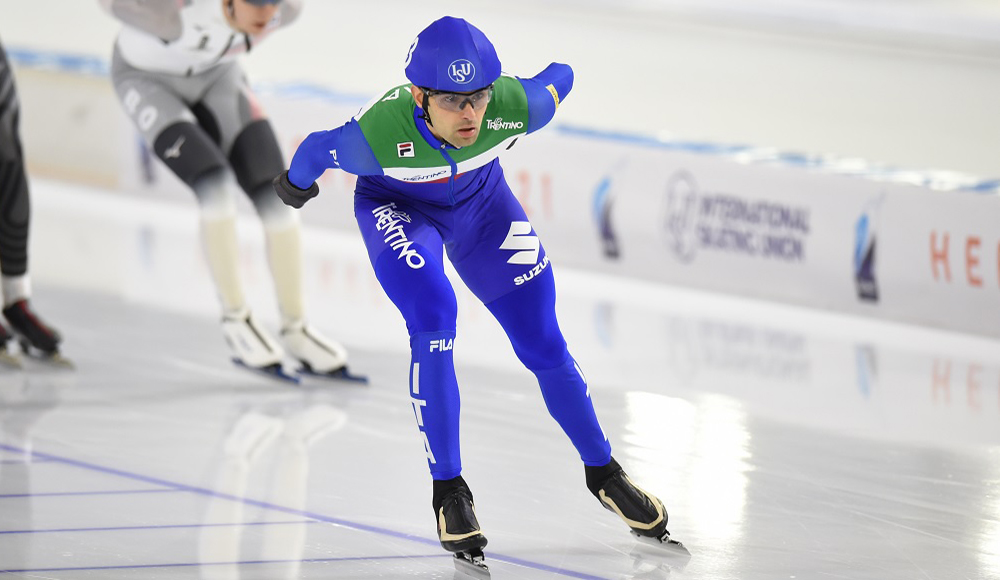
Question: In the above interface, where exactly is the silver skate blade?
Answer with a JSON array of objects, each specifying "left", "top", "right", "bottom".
[
  {"left": 20, "top": 349, "right": 74, "bottom": 369},
  {"left": 297, "top": 364, "right": 369, "bottom": 384},
  {"left": 453, "top": 551, "right": 491, "bottom": 579},
  {"left": 232, "top": 359, "right": 301, "bottom": 385},
  {"left": 631, "top": 531, "right": 692, "bottom": 556},
  {"left": 15, "top": 338, "right": 74, "bottom": 369},
  {"left": 32, "top": 353, "right": 75, "bottom": 369},
  {"left": 0, "top": 350, "right": 23, "bottom": 369}
]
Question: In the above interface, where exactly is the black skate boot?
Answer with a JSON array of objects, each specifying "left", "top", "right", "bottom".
[
  {"left": 586, "top": 457, "right": 688, "bottom": 553},
  {"left": 2, "top": 300, "right": 69, "bottom": 366},
  {"left": 433, "top": 476, "right": 490, "bottom": 577}
]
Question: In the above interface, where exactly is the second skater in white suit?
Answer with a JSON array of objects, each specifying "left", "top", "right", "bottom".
[{"left": 100, "top": 0, "right": 354, "bottom": 378}]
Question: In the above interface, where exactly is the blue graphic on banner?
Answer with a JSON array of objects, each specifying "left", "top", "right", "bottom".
[
  {"left": 592, "top": 175, "right": 620, "bottom": 259},
  {"left": 854, "top": 195, "right": 884, "bottom": 302}
]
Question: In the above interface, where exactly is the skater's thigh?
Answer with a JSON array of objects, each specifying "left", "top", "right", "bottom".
[
  {"left": 449, "top": 182, "right": 550, "bottom": 305},
  {"left": 0, "top": 45, "right": 23, "bottom": 159},
  {"left": 355, "top": 195, "right": 456, "bottom": 334},
  {"left": 355, "top": 195, "right": 446, "bottom": 272},
  {"left": 199, "top": 63, "right": 264, "bottom": 155},
  {"left": 111, "top": 55, "right": 197, "bottom": 147}
]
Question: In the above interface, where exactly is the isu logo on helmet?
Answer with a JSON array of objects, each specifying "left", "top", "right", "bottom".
[
  {"left": 404, "top": 16, "right": 501, "bottom": 93},
  {"left": 448, "top": 60, "right": 476, "bottom": 84}
]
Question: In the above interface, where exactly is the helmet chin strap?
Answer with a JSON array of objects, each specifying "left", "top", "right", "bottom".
[
  {"left": 417, "top": 87, "right": 466, "bottom": 148},
  {"left": 420, "top": 90, "right": 433, "bottom": 127}
]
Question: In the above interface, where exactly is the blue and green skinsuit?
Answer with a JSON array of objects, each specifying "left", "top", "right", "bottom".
[{"left": 287, "top": 63, "right": 611, "bottom": 479}]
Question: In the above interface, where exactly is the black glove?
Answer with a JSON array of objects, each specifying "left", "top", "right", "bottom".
[{"left": 273, "top": 170, "right": 319, "bottom": 209}]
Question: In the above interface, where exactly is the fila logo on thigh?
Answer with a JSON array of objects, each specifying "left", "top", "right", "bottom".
[{"left": 501, "top": 221, "right": 549, "bottom": 285}]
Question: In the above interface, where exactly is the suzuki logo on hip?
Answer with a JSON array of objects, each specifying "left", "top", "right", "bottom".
[
  {"left": 448, "top": 59, "right": 475, "bottom": 84},
  {"left": 500, "top": 221, "right": 540, "bottom": 265}
]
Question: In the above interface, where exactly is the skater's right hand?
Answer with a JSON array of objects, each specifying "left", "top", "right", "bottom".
[{"left": 273, "top": 171, "right": 319, "bottom": 209}]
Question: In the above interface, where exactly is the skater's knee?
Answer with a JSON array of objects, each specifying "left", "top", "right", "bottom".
[
  {"left": 406, "top": 310, "right": 457, "bottom": 336},
  {"left": 517, "top": 340, "right": 569, "bottom": 371},
  {"left": 374, "top": 250, "right": 457, "bottom": 332},
  {"left": 229, "top": 120, "right": 284, "bottom": 195},
  {"left": 403, "top": 292, "right": 458, "bottom": 334},
  {"left": 486, "top": 285, "right": 567, "bottom": 370},
  {"left": 153, "top": 121, "right": 228, "bottom": 187}
]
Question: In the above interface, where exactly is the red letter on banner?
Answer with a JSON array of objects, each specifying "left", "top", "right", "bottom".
[
  {"left": 966, "top": 237, "right": 982, "bottom": 287},
  {"left": 930, "top": 231, "right": 950, "bottom": 282}
]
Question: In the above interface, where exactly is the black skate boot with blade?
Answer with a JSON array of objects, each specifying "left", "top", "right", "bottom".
[
  {"left": 433, "top": 476, "right": 490, "bottom": 578},
  {"left": 587, "top": 458, "right": 689, "bottom": 554},
  {"left": 2, "top": 300, "right": 70, "bottom": 367}
]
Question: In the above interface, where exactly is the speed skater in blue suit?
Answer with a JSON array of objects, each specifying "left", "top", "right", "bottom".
[{"left": 273, "top": 15, "right": 686, "bottom": 569}]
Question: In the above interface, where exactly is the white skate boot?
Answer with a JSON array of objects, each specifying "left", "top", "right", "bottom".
[
  {"left": 222, "top": 308, "right": 298, "bottom": 384},
  {"left": 280, "top": 321, "right": 367, "bottom": 383}
]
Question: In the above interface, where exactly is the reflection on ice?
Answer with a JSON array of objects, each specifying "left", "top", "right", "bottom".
[
  {"left": 980, "top": 454, "right": 1000, "bottom": 580},
  {"left": 198, "top": 400, "right": 347, "bottom": 579},
  {"left": 622, "top": 392, "right": 750, "bottom": 556}
]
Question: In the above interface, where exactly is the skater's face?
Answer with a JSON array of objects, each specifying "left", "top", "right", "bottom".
[
  {"left": 225, "top": 0, "right": 281, "bottom": 35},
  {"left": 410, "top": 85, "right": 492, "bottom": 148}
]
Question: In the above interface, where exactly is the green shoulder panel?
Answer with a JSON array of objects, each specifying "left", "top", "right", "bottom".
[
  {"left": 355, "top": 77, "right": 530, "bottom": 171},
  {"left": 356, "top": 85, "right": 436, "bottom": 170}
]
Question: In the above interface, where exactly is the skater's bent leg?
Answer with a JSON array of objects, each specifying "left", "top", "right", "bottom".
[
  {"left": 486, "top": 268, "right": 611, "bottom": 466},
  {"left": 138, "top": 113, "right": 243, "bottom": 316},
  {"left": 373, "top": 249, "right": 462, "bottom": 480},
  {"left": 230, "top": 119, "right": 307, "bottom": 327}
]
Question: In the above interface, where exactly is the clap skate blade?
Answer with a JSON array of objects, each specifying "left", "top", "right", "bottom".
[
  {"left": 452, "top": 547, "right": 490, "bottom": 578},
  {"left": 297, "top": 363, "right": 369, "bottom": 384},
  {"left": 232, "top": 359, "right": 301, "bottom": 385},
  {"left": 632, "top": 530, "right": 691, "bottom": 556},
  {"left": 0, "top": 347, "right": 22, "bottom": 369},
  {"left": 17, "top": 338, "right": 73, "bottom": 369}
]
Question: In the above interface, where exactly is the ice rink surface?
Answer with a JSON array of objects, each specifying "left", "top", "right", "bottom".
[{"left": 0, "top": 180, "right": 998, "bottom": 579}]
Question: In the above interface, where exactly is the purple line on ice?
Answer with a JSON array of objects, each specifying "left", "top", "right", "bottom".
[
  {"left": 0, "top": 520, "right": 319, "bottom": 535},
  {"left": 0, "top": 489, "right": 179, "bottom": 499},
  {"left": 0, "top": 443, "right": 609, "bottom": 580},
  {"left": 0, "top": 553, "right": 446, "bottom": 574}
]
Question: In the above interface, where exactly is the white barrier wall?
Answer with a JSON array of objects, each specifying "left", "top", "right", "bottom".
[
  {"left": 8, "top": 54, "right": 1000, "bottom": 340},
  {"left": 27, "top": 179, "right": 1000, "bottom": 447}
]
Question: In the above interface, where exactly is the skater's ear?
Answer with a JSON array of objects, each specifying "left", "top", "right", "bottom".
[{"left": 409, "top": 85, "right": 424, "bottom": 104}]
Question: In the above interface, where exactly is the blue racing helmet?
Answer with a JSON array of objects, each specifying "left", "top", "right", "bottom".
[{"left": 404, "top": 16, "right": 501, "bottom": 93}]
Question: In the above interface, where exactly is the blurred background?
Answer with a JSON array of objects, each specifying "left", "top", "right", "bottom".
[{"left": 4, "top": 0, "right": 1000, "bottom": 176}]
